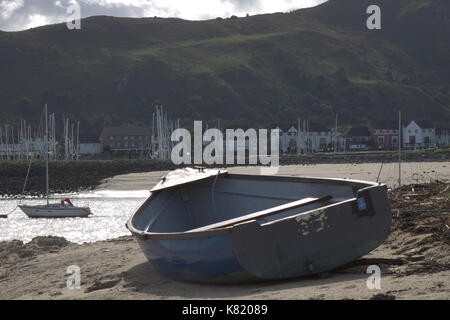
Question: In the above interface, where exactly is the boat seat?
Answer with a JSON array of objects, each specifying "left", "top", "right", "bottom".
[{"left": 187, "top": 195, "right": 332, "bottom": 232}]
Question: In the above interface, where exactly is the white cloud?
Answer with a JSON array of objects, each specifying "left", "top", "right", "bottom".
[
  {"left": 24, "top": 13, "right": 51, "bottom": 29},
  {"left": 0, "top": 0, "right": 327, "bottom": 31},
  {"left": 0, "top": 0, "right": 24, "bottom": 19}
]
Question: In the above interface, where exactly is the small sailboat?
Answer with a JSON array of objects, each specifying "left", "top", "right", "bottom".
[
  {"left": 19, "top": 198, "right": 91, "bottom": 218},
  {"left": 127, "top": 168, "right": 392, "bottom": 284},
  {"left": 18, "top": 104, "right": 92, "bottom": 218}
]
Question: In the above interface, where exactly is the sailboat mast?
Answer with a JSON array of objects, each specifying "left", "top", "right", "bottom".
[
  {"left": 398, "top": 110, "right": 402, "bottom": 188},
  {"left": 45, "top": 104, "right": 49, "bottom": 205}
]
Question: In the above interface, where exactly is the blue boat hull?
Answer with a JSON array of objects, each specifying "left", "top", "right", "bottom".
[{"left": 136, "top": 234, "right": 256, "bottom": 284}]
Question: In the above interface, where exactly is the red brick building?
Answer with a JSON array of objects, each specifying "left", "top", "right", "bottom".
[
  {"left": 100, "top": 127, "right": 151, "bottom": 152},
  {"left": 367, "top": 121, "right": 400, "bottom": 150}
]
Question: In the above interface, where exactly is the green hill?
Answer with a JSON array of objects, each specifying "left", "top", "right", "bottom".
[{"left": 0, "top": 0, "right": 449, "bottom": 131}]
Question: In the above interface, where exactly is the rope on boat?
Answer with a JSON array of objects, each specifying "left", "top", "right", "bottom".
[
  {"left": 376, "top": 161, "right": 384, "bottom": 183},
  {"left": 2, "top": 206, "right": 18, "bottom": 217}
]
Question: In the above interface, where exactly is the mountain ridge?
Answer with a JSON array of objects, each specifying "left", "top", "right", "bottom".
[{"left": 0, "top": 0, "right": 448, "bottom": 132}]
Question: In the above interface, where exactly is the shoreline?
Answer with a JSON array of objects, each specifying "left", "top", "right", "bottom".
[{"left": 0, "top": 150, "right": 448, "bottom": 197}]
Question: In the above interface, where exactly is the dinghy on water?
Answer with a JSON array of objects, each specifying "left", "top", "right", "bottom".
[{"left": 127, "top": 168, "right": 392, "bottom": 284}]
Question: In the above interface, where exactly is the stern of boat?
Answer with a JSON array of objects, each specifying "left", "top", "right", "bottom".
[{"left": 230, "top": 184, "right": 392, "bottom": 280}]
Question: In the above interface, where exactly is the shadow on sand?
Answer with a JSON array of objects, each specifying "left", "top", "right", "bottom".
[{"left": 123, "top": 262, "right": 368, "bottom": 299}]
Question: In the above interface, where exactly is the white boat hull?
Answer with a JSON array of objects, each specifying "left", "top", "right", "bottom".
[{"left": 19, "top": 205, "right": 92, "bottom": 218}]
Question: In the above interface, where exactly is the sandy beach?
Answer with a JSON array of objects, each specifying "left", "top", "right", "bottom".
[
  {"left": 1, "top": 162, "right": 449, "bottom": 300},
  {"left": 98, "top": 162, "right": 450, "bottom": 191}
]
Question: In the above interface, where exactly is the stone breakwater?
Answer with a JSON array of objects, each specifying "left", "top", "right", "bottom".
[
  {"left": 279, "top": 150, "right": 449, "bottom": 165},
  {"left": 0, "top": 159, "right": 178, "bottom": 197},
  {"left": 0, "top": 150, "right": 448, "bottom": 197}
]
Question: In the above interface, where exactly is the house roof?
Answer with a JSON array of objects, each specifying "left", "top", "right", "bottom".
[
  {"left": 101, "top": 126, "right": 151, "bottom": 136},
  {"left": 308, "top": 125, "right": 331, "bottom": 133},
  {"left": 370, "top": 121, "right": 399, "bottom": 130},
  {"left": 436, "top": 127, "right": 450, "bottom": 135},
  {"left": 416, "top": 120, "right": 434, "bottom": 129},
  {"left": 347, "top": 126, "right": 371, "bottom": 137},
  {"left": 79, "top": 134, "right": 100, "bottom": 144}
]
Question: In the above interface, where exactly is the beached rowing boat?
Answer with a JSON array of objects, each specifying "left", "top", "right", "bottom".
[{"left": 126, "top": 168, "right": 392, "bottom": 284}]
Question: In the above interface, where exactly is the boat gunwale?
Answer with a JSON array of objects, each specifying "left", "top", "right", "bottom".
[{"left": 126, "top": 173, "right": 381, "bottom": 240}]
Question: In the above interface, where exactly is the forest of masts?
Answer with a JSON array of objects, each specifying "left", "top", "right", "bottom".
[
  {"left": 0, "top": 105, "right": 180, "bottom": 161},
  {"left": 0, "top": 112, "right": 80, "bottom": 161}
]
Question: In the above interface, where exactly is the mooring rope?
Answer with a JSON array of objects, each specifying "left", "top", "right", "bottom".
[{"left": 376, "top": 161, "right": 384, "bottom": 183}]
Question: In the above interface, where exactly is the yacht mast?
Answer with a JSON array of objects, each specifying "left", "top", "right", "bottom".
[
  {"left": 398, "top": 110, "right": 402, "bottom": 188},
  {"left": 45, "top": 104, "right": 49, "bottom": 205}
]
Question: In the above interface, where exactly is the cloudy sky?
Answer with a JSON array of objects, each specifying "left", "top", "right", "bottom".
[{"left": 0, "top": 0, "right": 327, "bottom": 31}]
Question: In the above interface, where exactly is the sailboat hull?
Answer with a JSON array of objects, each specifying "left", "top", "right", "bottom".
[{"left": 19, "top": 205, "right": 91, "bottom": 218}]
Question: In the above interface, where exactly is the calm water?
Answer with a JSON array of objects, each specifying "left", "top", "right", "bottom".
[{"left": 0, "top": 190, "right": 149, "bottom": 244}]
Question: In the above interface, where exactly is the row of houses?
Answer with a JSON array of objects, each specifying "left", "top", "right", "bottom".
[
  {"left": 275, "top": 120, "right": 449, "bottom": 154},
  {"left": 347, "top": 121, "right": 449, "bottom": 151},
  {"left": 78, "top": 121, "right": 450, "bottom": 157}
]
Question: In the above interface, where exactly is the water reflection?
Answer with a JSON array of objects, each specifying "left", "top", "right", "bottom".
[{"left": 0, "top": 190, "right": 148, "bottom": 244}]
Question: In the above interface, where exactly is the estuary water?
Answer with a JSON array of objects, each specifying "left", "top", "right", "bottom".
[{"left": 0, "top": 190, "right": 149, "bottom": 244}]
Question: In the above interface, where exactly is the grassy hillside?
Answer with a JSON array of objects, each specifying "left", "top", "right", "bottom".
[{"left": 0, "top": 0, "right": 449, "bottom": 131}]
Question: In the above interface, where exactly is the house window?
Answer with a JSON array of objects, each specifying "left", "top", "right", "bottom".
[
  {"left": 131, "top": 136, "right": 135, "bottom": 140},
  {"left": 392, "top": 136, "right": 398, "bottom": 146},
  {"left": 117, "top": 142, "right": 121, "bottom": 148},
  {"left": 109, "top": 136, "right": 114, "bottom": 141},
  {"left": 139, "top": 136, "right": 143, "bottom": 140},
  {"left": 378, "top": 136, "right": 385, "bottom": 147},
  {"left": 124, "top": 136, "right": 128, "bottom": 140},
  {"left": 124, "top": 142, "right": 129, "bottom": 147}
]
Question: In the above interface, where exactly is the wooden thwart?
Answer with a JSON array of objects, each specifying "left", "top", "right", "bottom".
[
  {"left": 188, "top": 195, "right": 332, "bottom": 232},
  {"left": 0, "top": 215, "right": 7, "bottom": 219}
]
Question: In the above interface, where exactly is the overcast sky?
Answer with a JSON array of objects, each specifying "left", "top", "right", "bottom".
[{"left": 0, "top": 0, "right": 327, "bottom": 31}]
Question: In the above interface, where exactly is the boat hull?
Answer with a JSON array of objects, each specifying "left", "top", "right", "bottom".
[
  {"left": 19, "top": 205, "right": 91, "bottom": 218},
  {"left": 128, "top": 177, "right": 392, "bottom": 284}
]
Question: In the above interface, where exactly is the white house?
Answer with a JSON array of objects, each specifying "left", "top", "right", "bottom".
[
  {"left": 79, "top": 134, "right": 101, "bottom": 155},
  {"left": 277, "top": 125, "right": 343, "bottom": 154},
  {"left": 402, "top": 121, "right": 435, "bottom": 149}
]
